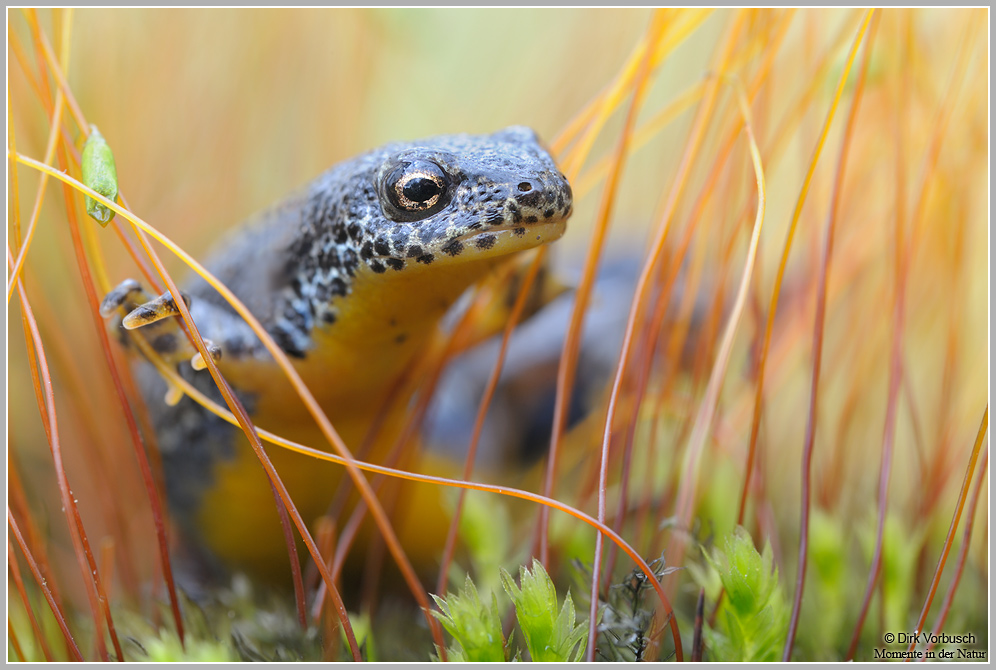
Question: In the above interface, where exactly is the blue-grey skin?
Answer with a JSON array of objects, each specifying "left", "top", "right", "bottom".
[{"left": 106, "top": 126, "right": 573, "bottom": 579}]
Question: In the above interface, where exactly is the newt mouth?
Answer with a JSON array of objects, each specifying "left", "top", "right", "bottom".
[
  {"left": 451, "top": 219, "right": 568, "bottom": 259},
  {"left": 366, "top": 219, "right": 567, "bottom": 272}
]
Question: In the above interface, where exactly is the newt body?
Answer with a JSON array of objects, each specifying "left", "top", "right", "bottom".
[{"left": 108, "top": 127, "right": 572, "bottom": 581}]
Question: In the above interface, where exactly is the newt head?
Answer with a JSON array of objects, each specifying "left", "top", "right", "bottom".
[
  {"left": 274, "top": 126, "right": 573, "bottom": 357},
  {"left": 369, "top": 125, "right": 573, "bottom": 267}
]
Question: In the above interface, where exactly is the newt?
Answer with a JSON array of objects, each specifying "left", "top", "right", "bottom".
[{"left": 102, "top": 126, "right": 573, "bottom": 582}]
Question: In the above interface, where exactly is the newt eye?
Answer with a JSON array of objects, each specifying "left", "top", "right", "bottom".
[{"left": 381, "top": 160, "right": 451, "bottom": 222}]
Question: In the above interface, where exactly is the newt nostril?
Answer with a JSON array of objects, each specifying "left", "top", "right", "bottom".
[{"left": 515, "top": 180, "right": 544, "bottom": 207}]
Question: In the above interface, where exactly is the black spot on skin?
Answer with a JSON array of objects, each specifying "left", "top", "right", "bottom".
[
  {"left": 323, "top": 311, "right": 338, "bottom": 325},
  {"left": 485, "top": 209, "right": 505, "bottom": 225},
  {"left": 360, "top": 241, "right": 374, "bottom": 260},
  {"left": 407, "top": 245, "right": 424, "bottom": 258},
  {"left": 513, "top": 227, "right": 526, "bottom": 237},
  {"left": 374, "top": 238, "right": 391, "bottom": 256},
  {"left": 370, "top": 260, "right": 386, "bottom": 274},
  {"left": 332, "top": 222, "right": 348, "bottom": 244},
  {"left": 556, "top": 194, "right": 564, "bottom": 210},
  {"left": 290, "top": 277, "right": 304, "bottom": 298},
  {"left": 544, "top": 208, "right": 554, "bottom": 219},
  {"left": 273, "top": 329, "right": 306, "bottom": 358},
  {"left": 475, "top": 234, "right": 497, "bottom": 250},
  {"left": 515, "top": 189, "right": 543, "bottom": 208},
  {"left": 347, "top": 222, "right": 363, "bottom": 241},
  {"left": 441, "top": 238, "right": 464, "bottom": 256},
  {"left": 329, "top": 277, "right": 347, "bottom": 297},
  {"left": 385, "top": 258, "right": 405, "bottom": 271},
  {"left": 394, "top": 333, "right": 408, "bottom": 344},
  {"left": 132, "top": 306, "right": 157, "bottom": 322},
  {"left": 283, "top": 303, "right": 309, "bottom": 331},
  {"left": 526, "top": 215, "right": 538, "bottom": 224},
  {"left": 416, "top": 253, "right": 434, "bottom": 264},
  {"left": 341, "top": 249, "right": 359, "bottom": 277},
  {"left": 319, "top": 246, "right": 341, "bottom": 271},
  {"left": 467, "top": 221, "right": 483, "bottom": 230}
]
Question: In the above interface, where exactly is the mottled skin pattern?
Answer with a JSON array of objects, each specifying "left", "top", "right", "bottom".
[{"left": 113, "top": 127, "right": 572, "bottom": 580}]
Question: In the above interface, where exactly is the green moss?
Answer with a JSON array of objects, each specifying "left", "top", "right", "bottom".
[{"left": 697, "top": 526, "right": 789, "bottom": 662}]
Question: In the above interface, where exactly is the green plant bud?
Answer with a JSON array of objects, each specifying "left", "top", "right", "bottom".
[{"left": 82, "top": 125, "right": 118, "bottom": 225}]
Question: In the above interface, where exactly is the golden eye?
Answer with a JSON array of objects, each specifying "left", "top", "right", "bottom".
[{"left": 382, "top": 160, "right": 451, "bottom": 221}]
